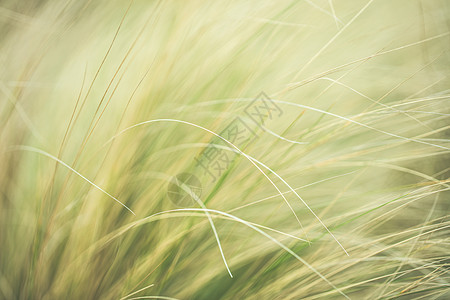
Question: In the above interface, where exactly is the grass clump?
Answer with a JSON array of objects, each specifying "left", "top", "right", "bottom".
[{"left": 0, "top": 0, "right": 449, "bottom": 299}]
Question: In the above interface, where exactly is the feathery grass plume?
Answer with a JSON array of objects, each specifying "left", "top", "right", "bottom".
[{"left": 0, "top": 0, "right": 449, "bottom": 299}]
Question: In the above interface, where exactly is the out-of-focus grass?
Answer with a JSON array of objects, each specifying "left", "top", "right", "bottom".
[{"left": 0, "top": 0, "right": 449, "bottom": 299}]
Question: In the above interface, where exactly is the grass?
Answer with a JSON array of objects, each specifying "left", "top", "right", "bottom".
[{"left": 0, "top": 0, "right": 449, "bottom": 299}]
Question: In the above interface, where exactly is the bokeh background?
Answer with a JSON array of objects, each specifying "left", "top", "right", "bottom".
[{"left": 0, "top": 0, "right": 449, "bottom": 299}]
